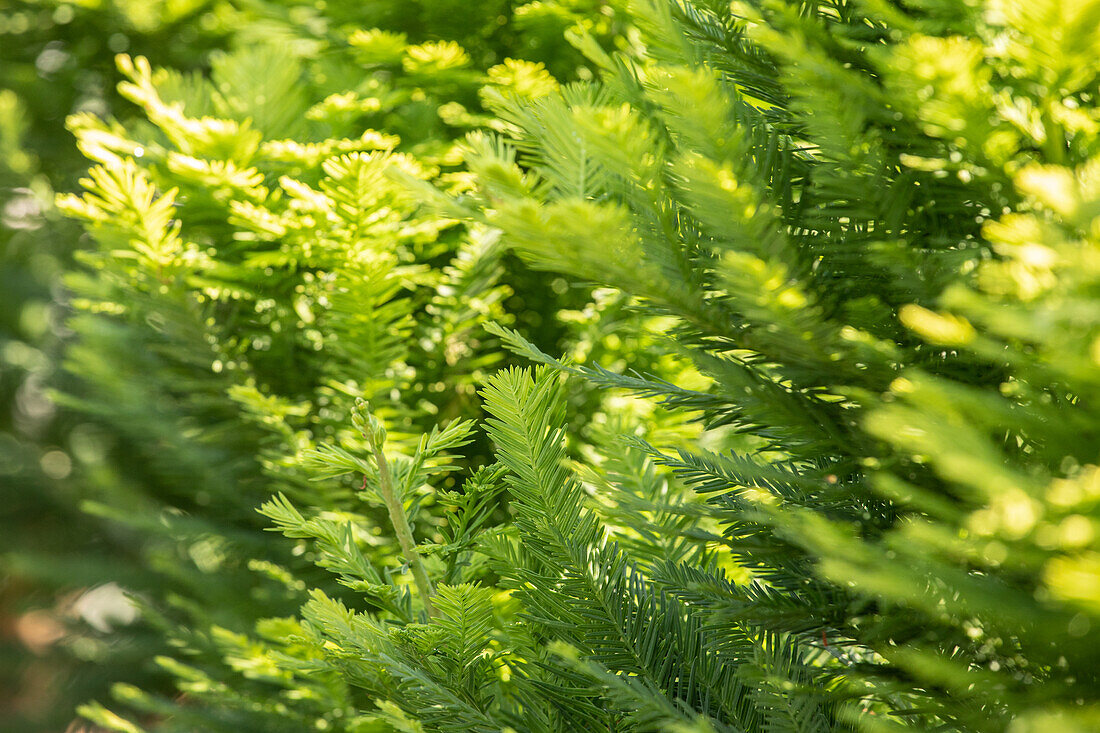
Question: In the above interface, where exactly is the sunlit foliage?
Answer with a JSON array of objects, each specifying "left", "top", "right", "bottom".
[{"left": 9, "top": 0, "right": 1100, "bottom": 732}]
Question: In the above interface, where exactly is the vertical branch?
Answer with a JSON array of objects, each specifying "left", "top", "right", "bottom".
[
  {"left": 355, "top": 399, "right": 436, "bottom": 619},
  {"left": 371, "top": 446, "right": 437, "bottom": 619}
]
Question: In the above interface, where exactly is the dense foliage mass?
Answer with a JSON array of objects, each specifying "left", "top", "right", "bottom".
[
  {"left": 4, "top": 0, "right": 1100, "bottom": 731},
  {"left": 450, "top": 1, "right": 1100, "bottom": 728}
]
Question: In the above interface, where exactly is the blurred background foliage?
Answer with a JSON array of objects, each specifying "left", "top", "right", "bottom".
[{"left": 1, "top": 2, "right": 240, "bottom": 728}]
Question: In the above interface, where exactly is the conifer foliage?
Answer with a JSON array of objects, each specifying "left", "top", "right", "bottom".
[
  {"left": 42, "top": 0, "right": 1100, "bottom": 732},
  {"left": 450, "top": 0, "right": 1100, "bottom": 730},
  {"left": 52, "top": 3, "right": 628, "bottom": 730}
]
